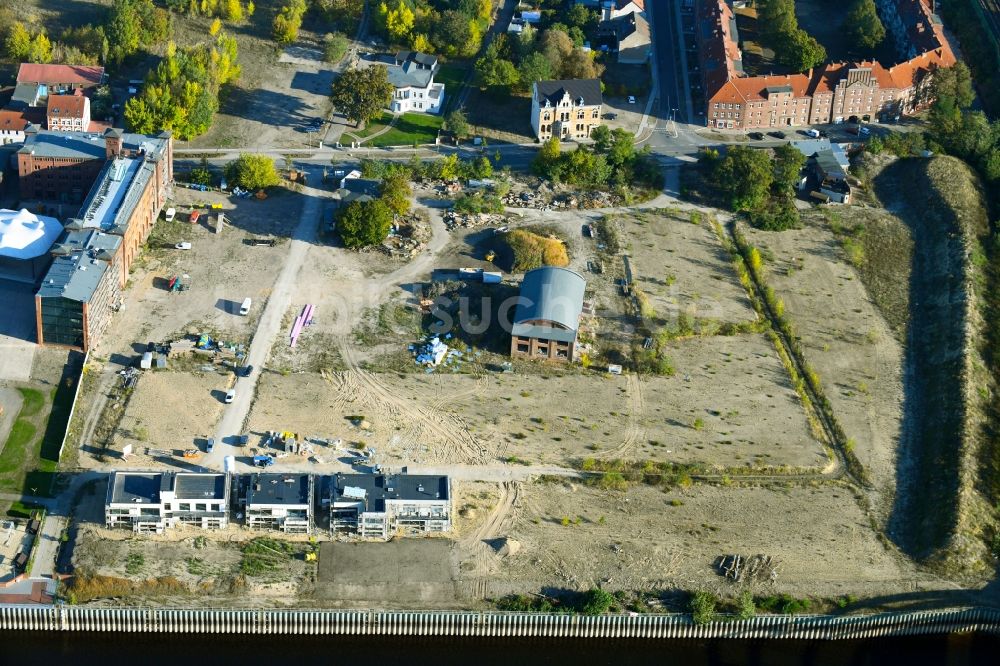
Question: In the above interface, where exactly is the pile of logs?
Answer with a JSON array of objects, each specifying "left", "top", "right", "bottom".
[{"left": 718, "top": 554, "right": 780, "bottom": 583}]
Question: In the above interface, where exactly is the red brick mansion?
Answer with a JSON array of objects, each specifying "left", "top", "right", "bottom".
[{"left": 698, "top": 0, "right": 956, "bottom": 130}]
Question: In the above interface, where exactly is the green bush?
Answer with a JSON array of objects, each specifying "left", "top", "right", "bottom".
[{"left": 689, "top": 590, "right": 717, "bottom": 625}]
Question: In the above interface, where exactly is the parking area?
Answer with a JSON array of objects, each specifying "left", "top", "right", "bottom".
[{"left": 0, "top": 280, "right": 37, "bottom": 381}]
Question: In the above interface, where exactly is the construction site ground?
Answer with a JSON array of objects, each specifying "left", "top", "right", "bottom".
[{"left": 56, "top": 168, "right": 980, "bottom": 609}]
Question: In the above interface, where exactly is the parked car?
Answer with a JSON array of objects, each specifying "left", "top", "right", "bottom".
[
  {"left": 241, "top": 364, "right": 254, "bottom": 377},
  {"left": 748, "top": 132, "right": 764, "bottom": 140},
  {"left": 859, "top": 126, "right": 871, "bottom": 136},
  {"left": 818, "top": 130, "right": 829, "bottom": 137},
  {"left": 603, "top": 112, "right": 618, "bottom": 120},
  {"left": 767, "top": 131, "right": 787, "bottom": 139},
  {"left": 627, "top": 95, "right": 637, "bottom": 104},
  {"left": 174, "top": 241, "right": 192, "bottom": 250},
  {"left": 225, "top": 389, "right": 236, "bottom": 404},
  {"left": 310, "top": 117, "right": 324, "bottom": 127},
  {"left": 206, "top": 438, "right": 215, "bottom": 453},
  {"left": 803, "top": 128, "right": 820, "bottom": 138},
  {"left": 303, "top": 125, "right": 321, "bottom": 133},
  {"left": 164, "top": 207, "right": 176, "bottom": 222}
]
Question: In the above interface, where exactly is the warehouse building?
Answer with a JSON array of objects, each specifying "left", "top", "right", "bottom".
[
  {"left": 29, "top": 127, "right": 173, "bottom": 350},
  {"left": 510, "top": 266, "right": 587, "bottom": 362}
]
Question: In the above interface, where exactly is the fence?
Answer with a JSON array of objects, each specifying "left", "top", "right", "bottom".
[{"left": 2, "top": 605, "right": 999, "bottom": 638}]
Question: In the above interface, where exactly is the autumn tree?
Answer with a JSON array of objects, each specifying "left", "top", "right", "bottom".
[
  {"left": 379, "top": 171, "right": 412, "bottom": 216},
  {"left": 225, "top": 153, "right": 281, "bottom": 190},
  {"left": 330, "top": 65, "right": 395, "bottom": 128}
]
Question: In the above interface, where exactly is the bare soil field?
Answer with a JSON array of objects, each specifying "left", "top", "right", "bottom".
[
  {"left": 91, "top": 187, "right": 299, "bottom": 361},
  {"left": 250, "top": 335, "right": 825, "bottom": 470},
  {"left": 109, "top": 371, "right": 229, "bottom": 462},
  {"left": 461, "top": 479, "right": 947, "bottom": 604},
  {"left": 623, "top": 209, "right": 756, "bottom": 326},
  {"left": 742, "top": 216, "right": 905, "bottom": 517}
]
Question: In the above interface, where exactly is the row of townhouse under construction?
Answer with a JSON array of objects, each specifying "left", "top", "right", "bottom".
[{"left": 105, "top": 471, "right": 451, "bottom": 538}]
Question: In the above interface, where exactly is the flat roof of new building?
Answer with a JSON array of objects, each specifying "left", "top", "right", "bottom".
[
  {"left": 174, "top": 473, "right": 227, "bottom": 500},
  {"left": 330, "top": 474, "right": 449, "bottom": 512},
  {"left": 247, "top": 474, "right": 311, "bottom": 506},
  {"left": 108, "top": 472, "right": 169, "bottom": 504}
]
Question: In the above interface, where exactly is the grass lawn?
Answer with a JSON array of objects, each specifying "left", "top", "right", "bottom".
[
  {"left": 0, "top": 380, "right": 75, "bottom": 498},
  {"left": 349, "top": 111, "right": 394, "bottom": 139},
  {"left": 368, "top": 113, "right": 444, "bottom": 147}
]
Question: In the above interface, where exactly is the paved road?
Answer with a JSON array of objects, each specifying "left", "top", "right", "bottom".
[{"left": 205, "top": 177, "right": 325, "bottom": 469}]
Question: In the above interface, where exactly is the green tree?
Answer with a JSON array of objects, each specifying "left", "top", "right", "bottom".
[
  {"left": 716, "top": 146, "right": 774, "bottom": 212},
  {"left": 445, "top": 108, "right": 470, "bottom": 139},
  {"left": 517, "top": 52, "right": 555, "bottom": 90},
  {"left": 379, "top": 171, "right": 412, "bottom": 216},
  {"left": 123, "top": 96, "right": 155, "bottom": 133},
  {"left": 338, "top": 199, "right": 394, "bottom": 248},
  {"left": 844, "top": 0, "right": 885, "bottom": 50},
  {"left": 438, "top": 154, "right": 460, "bottom": 180},
  {"left": 224, "top": 153, "right": 281, "bottom": 190},
  {"left": 591, "top": 125, "right": 613, "bottom": 152},
  {"left": 606, "top": 128, "right": 636, "bottom": 168},
  {"left": 532, "top": 137, "right": 562, "bottom": 178},
  {"left": 330, "top": 65, "right": 395, "bottom": 128},
  {"left": 5, "top": 22, "right": 32, "bottom": 61},
  {"left": 475, "top": 53, "right": 518, "bottom": 90},
  {"left": 771, "top": 143, "right": 806, "bottom": 195}
]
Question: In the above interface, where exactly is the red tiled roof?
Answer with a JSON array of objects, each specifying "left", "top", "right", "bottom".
[
  {"left": 47, "top": 94, "right": 87, "bottom": 119},
  {"left": 0, "top": 109, "right": 30, "bottom": 131},
  {"left": 701, "top": 0, "right": 956, "bottom": 112},
  {"left": 17, "top": 63, "right": 104, "bottom": 86},
  {"left": 0, "top": 107, "right": 43, "bottom": 132}
]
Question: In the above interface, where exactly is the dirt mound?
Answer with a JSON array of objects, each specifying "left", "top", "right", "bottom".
[{"left": 490, "top": 537, "right": 521, "bottom": 558}]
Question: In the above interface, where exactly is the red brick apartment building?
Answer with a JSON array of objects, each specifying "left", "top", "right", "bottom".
[
  {"left": 29, "top": 127, "right": 174, "bottom": 350},
  {"left": 697, "top": 0, "right": 956, "bottom": 130}
]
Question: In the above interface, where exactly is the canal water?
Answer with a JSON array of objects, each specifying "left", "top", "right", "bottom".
[{"left": 2, "top": 631, "right": 999, "bottom": 664}]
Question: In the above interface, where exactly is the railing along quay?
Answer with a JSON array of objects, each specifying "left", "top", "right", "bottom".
[{"left": 2, "top": 605, "right": 1000, "bottom": 638}]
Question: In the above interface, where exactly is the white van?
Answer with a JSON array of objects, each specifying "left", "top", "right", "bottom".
[
  {"left": 239, "top": 298, "right": 252, "bottom": 315},
  {"left": 804, "top": 129, "right": 820, "bottom": 138}
]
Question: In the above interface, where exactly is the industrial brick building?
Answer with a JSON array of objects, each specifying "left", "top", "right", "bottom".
[
  {"left": 510, "top": 266, "right": 587, "bottom": 362},
  {"left": 328, "top": 473, "right": 452, "bottom": 538},
  {"left": 29, "top": 127, "right": 173, "bottom": 350},
  {"left": 698, "top": 0, "right": 955, "bottom": 130},
  {"left": 105, "top": 472, "right": 230, "bottom": 533}
]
